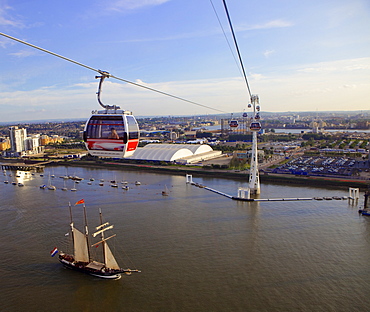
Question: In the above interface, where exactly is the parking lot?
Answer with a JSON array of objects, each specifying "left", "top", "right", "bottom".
[{"left": 273, "top": 156, "right": 357, "bottom": 176}]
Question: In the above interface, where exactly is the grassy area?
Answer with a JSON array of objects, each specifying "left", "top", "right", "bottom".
[{"left": 44, "top": 148, "right": 86, "bottom": 155}]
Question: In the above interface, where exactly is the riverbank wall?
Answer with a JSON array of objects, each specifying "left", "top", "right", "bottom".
[
  {"left": 60, "top": 160, "right": 369, "bottom": 190},
  {"left": 1, "top": 158, "right": 368, "bottom": 190}
]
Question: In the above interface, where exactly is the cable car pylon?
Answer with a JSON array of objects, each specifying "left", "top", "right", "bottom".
[{"left": 247, "top": 95, "right": 261, "bottom": 195}]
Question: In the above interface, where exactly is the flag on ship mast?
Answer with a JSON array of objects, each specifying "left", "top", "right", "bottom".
[
  {"left": 50, "top": 247, "right": 58, "bottom": 257},
  {"left": 74, "top": 199, "right": 85, "bottom": 205}
]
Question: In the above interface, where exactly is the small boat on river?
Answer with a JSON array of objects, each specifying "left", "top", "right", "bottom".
[
  {"left": 162, "top": 185, "right": 169, "bottom": 196},
  {"left": 47, "top": 174, "right": 56, "bottom": 190}
]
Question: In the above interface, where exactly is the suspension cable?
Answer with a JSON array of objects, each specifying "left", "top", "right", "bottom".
[
  {"left": 209, "top": 0, "right": 243, "bottom": 79},
  {"left": 0, "top": 32, "right": 227, "bottom": 113},
  {"left": 221, "top": 0, "right": 253, "bottom": 99}
]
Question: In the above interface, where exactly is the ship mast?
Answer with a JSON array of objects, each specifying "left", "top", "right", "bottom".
[
  {"left": 99, "top": 209, "right": 106, "bottom": 264},
  {"left": 82, "top": 203, "right": 91, "bottom": 262},
  {"left": 92, "top": 209, "right": 117, "bottom": 268},
  {"left": 68, "top": 202, "right": 74, "bottom": 248},
  {"left": 68, "top": 202, "right": 90, "bottom": 263}
]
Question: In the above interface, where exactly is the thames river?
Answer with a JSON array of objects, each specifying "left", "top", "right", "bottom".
[{"left": 1, "top": 165, "right": 369, "bottom": 311}]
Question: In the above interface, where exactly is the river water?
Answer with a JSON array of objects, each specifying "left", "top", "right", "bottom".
[{"left": 1, "top": 165, "right": 369, "bottom": 311}]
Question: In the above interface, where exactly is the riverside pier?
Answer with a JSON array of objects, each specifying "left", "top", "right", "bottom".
[
  {"left": 1, "top": 162, "right": 46, "bottom": 172},
  {"left": 186, "top": 174, "right": 351, "bottom": 202}
]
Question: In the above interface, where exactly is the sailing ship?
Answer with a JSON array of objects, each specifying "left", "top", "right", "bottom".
[{"left": 57, "top": 201, "right": 140, "bottom": 279}]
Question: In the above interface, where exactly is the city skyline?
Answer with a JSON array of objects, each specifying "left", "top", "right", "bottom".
[{"left": 1, "top": 0, "right": 369, "bottom": 123}]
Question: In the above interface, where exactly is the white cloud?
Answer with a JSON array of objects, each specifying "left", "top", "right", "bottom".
[
  {"left": 9, "top": 49, "right": 37, "bottom": 58},
  {"left": 240, "top": 19, "right": 293, "bottom": 31},
  {"left": 342, "top": 84, "right": 357, "bottom": 89},
  {"left": 326, "top": 1, "right": 367, "bottom": 28},
  {"left": 0, "top": 4, "right": 24, "bottom": 28},
  {"left": 251, "top": 58, "right": 370, "bottom": 112},
  {"left": 263, "top": 50, "right": 275, "bottom": 58},
  {"left": 1, "top": 57, "right": 369, "bottom": 122},
  {"left": 249, "top": 73, "right": 265, "bottom": 81},
  {"left": 298, "top": 57, "right": 370, "bottom": 73},
  {"left": 105, "top": 0, "right": 171, "bottom": 12}
]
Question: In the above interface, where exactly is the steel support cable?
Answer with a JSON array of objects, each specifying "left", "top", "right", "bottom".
[
  {"left": 221, "top": 0, "right": 252, "bottom": 99},
  {"left": 209, "top": 0, "right": 244, "bottom": 79},
  {"left": 0, "top": 32, "right": 227, "bottom": 113}
]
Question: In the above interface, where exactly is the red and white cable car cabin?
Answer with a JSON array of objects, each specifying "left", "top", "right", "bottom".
[
  {"left": 83, "top": 110, "right": 139, "bottom": 158},
  {"left": 229, "top": 120, "right": 239, "bottom": 128},
  {"left": 250, "top": 121, "right": 261, "bottom": 132}
]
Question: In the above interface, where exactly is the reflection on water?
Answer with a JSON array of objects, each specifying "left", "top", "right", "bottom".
[{"left": 1, "top": 165, "right": 370, "bottom": 311}]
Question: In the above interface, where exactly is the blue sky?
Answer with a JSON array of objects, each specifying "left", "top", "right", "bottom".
[{"left": 0, "top": 0, "right": 369, "bottom": 122}]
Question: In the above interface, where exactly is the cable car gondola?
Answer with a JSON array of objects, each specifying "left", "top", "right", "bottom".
[
  {"left": 250, "top": 122, "right": 261, "bottom": 132},
  {"left": 229, "top": 120, "right": 239, "bottom": 128},
  {"left": 83, "top": 73, "right": 139, "bottom": 158}
]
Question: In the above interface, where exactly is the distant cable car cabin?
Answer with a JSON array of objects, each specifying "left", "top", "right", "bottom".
[
  {"left": 83, "top": 72, "right": 140, "bottom": 158},
  {"left": 242, "top": 112, "right": 248, "bottom": 118},
  {"left": 250, "top": 122, "right": 261, "bottom": 132},
  {"left": 229, "top": 120, "right": 239, "bottom": 128}
]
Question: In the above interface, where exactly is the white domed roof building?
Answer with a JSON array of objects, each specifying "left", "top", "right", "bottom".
[{"left": 128, "top": 143, "right": 222, "bottom": 164}]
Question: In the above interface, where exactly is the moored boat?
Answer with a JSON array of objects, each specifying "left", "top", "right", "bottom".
[
  {"left": 360, "top": 209, "right": 370, "bottom": 216},
  {"left": 61, "top": 180, "right": 68, "bottom": 191},
  {"left": 47, "top": 174, "right": 56, "bottom": 190},
  {"left": 70, "top": 181, "right": 77, "bottom": 191}
]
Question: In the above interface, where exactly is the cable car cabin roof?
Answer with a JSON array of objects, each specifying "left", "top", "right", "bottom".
[
  {"left": 250, "top": 122, "right": 261, "bottom": 126},
  {"left": 93, "top": 109, "right": 133, "bottom": 115}
]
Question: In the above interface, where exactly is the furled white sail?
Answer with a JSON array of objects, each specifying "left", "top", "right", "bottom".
[
  {"left": 93, "top": 225, "right": 113, "bottom": 237},
  {"left": 104, "top": 242, "right": 120, "bottom": 270},
  {"left": 73, "top": 226, "right": 89, "bottom": 262}
]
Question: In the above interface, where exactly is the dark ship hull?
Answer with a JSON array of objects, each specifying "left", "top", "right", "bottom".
[{"left": 59, "top": 253, "right": 132, "bottom": 279}]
